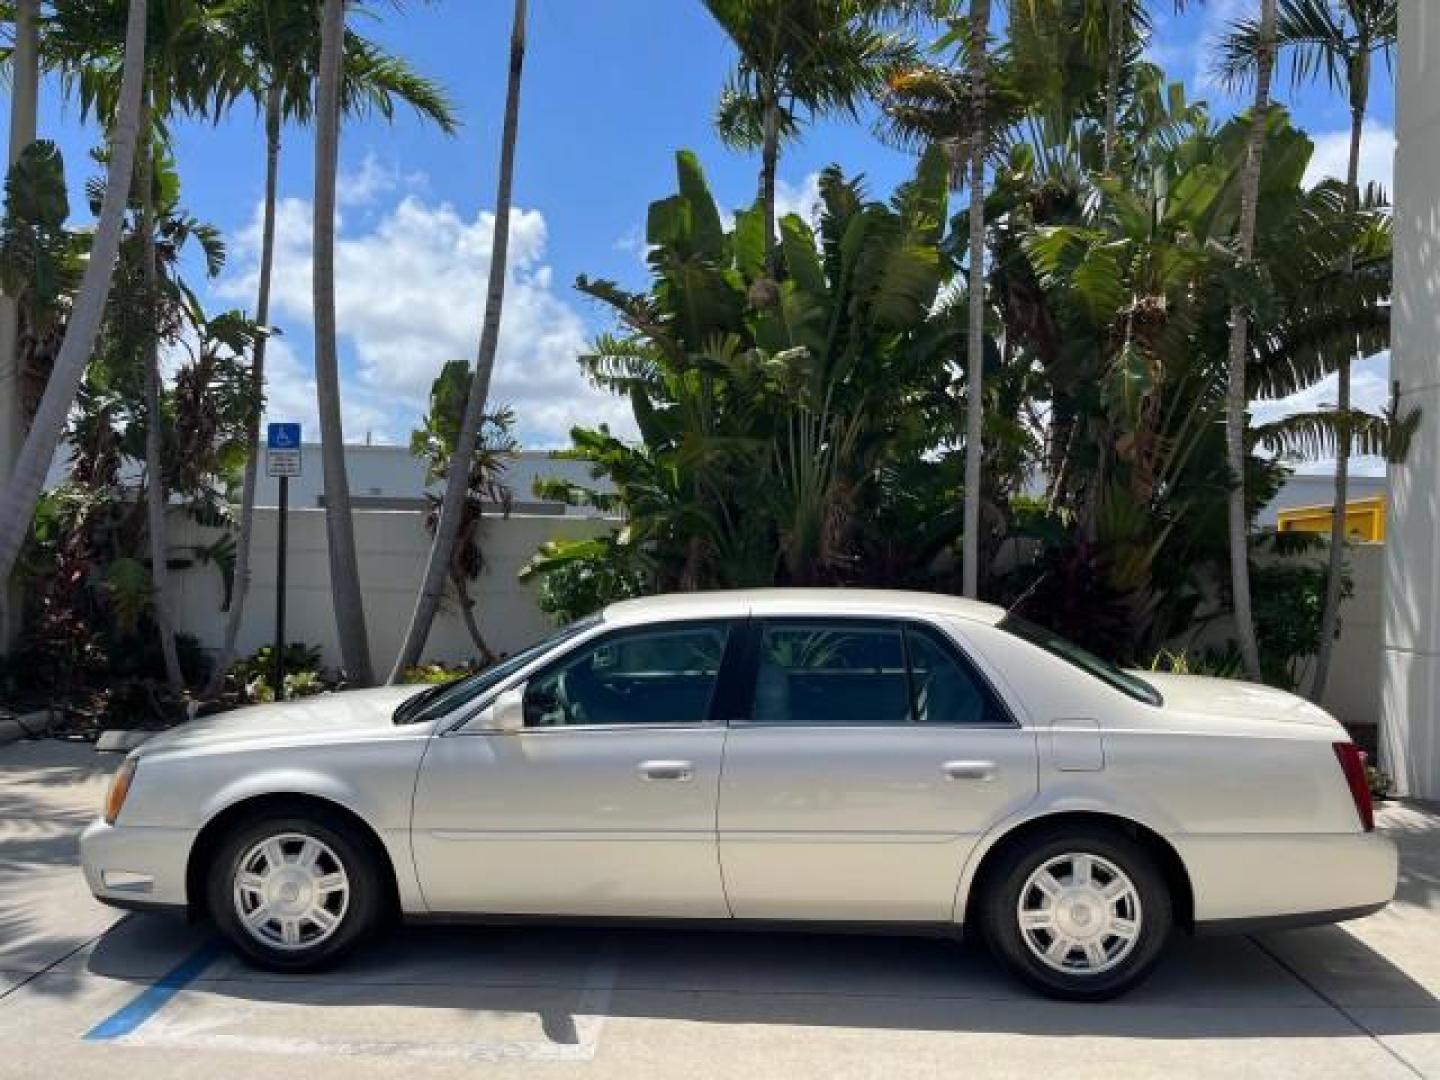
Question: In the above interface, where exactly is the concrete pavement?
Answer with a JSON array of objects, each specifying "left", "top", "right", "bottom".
[{"left": 1, "top": 737, "right": 1438, "bottom": 1079}]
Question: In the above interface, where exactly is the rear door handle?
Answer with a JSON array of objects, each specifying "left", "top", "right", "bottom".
[
  {"left": 943, "top": 760, "right": 997, "bottom": 782},
  {"left": 638, "top": 759, "right": 694, "bottom": 782}
]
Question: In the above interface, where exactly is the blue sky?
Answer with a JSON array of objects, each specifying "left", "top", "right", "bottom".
[{"left": 3, "top": 0, "right": 1400, "bottom": 464}]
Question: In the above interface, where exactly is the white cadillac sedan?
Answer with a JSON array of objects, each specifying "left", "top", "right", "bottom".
[{"left": 81, "top": 589, "right": 1395, "bottom": 1000}]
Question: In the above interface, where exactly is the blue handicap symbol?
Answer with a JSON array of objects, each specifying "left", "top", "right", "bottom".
[{"left": 267, "top": 422, "right": 301, "bottom": 450}]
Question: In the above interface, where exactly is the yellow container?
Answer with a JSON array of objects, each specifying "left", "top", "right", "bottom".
[{"left": 1276, "top": 495, "right": 1386, "bottom": 542}]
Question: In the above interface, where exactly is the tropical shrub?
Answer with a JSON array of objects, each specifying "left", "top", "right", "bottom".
[
  {"left": 525, "top": 147, "right": 965, "bottom": 612},
  {"left": 399, "top": 660, "right": 481, "bottom": 685}
]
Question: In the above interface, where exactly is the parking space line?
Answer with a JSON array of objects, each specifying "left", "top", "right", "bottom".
[
  {"left": 92, "top": 933, "right": 621, "bottom": 1061},
  {"left": 83, "top": 937, "right": 226, "bottom": 1041}
]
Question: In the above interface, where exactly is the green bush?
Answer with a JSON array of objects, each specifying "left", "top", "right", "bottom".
[
  {"left": 400, "top": 661, "right": 478, "bottom": 685},
  {"left": 229, "top": 642, "right": 323, "bottom": 684}
]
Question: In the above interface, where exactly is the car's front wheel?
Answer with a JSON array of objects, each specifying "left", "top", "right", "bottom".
[
  {"left": 980, "top": 826, "right": 1172, "bottom": 1000},
  {"left": 208, "top": 811, "right": 383, "bottom": 971}
]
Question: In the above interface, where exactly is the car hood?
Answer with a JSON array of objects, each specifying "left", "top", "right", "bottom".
[
  {"left": 135, "top": 686, "right": 425, "bottom": 756},
  {"left": 1137, "top": 671, "right": 1340, "bottom": 728}
]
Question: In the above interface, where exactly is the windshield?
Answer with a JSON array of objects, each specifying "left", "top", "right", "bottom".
[
  {"left": 998, "top": 614, "right": 1163, "bottom": 707},
  {"left": 393, "top": 615, "right": 602, "bottom": 725}
]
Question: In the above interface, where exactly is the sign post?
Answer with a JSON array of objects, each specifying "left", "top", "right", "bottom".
[{"left": 266, "top": 423, "right": 302, "bottom": 700}]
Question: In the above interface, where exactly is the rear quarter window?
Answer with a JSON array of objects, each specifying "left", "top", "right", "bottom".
[{"left": 997, "top": 615, "right": 1163, "bottom": 707}]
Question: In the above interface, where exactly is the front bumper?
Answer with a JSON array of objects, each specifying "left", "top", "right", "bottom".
[{"left": 80, "top": 818, "right": 196, "bottom": 913}]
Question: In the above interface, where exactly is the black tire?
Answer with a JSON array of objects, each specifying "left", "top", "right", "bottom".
[
  {"left": 207, "top": 809, "right": 384, "bottom": 972},
  {"left": 980, "top": 825, "right": 1172, "bottom": 1001}
]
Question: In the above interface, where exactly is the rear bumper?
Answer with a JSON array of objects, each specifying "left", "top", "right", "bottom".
[
  {"left": 1195, "top": 901, "right": 1388, "bottom": 936},
  {"left": 1177, "top": 830, "right": 1397, "bottom": 925},
  {"left": 80, "top": 818, "right": 195, "bottom": 912}
]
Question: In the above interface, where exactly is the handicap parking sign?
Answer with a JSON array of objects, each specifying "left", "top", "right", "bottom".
[{"left": 266, "top": 422, "right": 302, "bottom": 477}]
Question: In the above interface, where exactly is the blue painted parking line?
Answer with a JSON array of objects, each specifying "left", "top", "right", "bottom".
[{"left": 83, "top": 938, "right": 228, "bottom": 1042}]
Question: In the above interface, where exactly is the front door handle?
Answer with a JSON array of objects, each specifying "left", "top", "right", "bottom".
[
  {"left": 943, "top": 760, "right": 997, "bottom": 782},
  {"left": 638, "top": 759, "right": 694, "bottom": 782}
]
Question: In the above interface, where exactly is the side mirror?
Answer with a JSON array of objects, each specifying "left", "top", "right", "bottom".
[{"left": 467, "top": 685, "right": 526, "bottom": 733}]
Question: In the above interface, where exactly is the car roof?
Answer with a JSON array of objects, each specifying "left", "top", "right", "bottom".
[{"left": 602, "top": 588, "right": 1008, "bottom": 627}]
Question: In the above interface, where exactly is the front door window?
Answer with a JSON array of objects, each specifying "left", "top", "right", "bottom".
[{"left": 524, "top": 622, "right": 731, "bottom": 727}]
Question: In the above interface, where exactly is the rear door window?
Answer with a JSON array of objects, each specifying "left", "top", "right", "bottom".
[
  {"left": 746, "top": 618, "right": 1013, "bottom": 727},
  {"left": 750, "top": 621, "right": 910, "bottom": 725}
]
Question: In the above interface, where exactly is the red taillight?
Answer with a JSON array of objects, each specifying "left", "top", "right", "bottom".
[{"left": 1333, "top": 742, "right": 1375, "bottom": 832}]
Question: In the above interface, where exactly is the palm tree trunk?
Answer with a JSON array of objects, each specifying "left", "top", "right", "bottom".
[
  {"left": 761, "top": 84, "right": 780, "bottom": 275},
  {"left": 1224, "top": 0, "right": 1275, "bottom": 682},
  {"left": 388, "top": 0, "right": 528, "bottom": 681},
  {"left": 313, "top": 0, "right": 374, "bottom": 685},
  {"left": 1310, "top": 69, "right": 1371, "bottom": 703},
  {"left": 1103, "top": 0, "right": 1122, "bottom": 171},
  {"left": 0, "top": 0, "right": 147, "bottom": 593},
  {"left": 205, "top": 83, "right": 283, "bottom": 698},
  {"left": 961, "top": 0, "right": 989, "bottom": 600},
  {"left": 137, "top": 105, "right": 183, "bottom": 691},
  {"left": 452, "top": 571, "right": 497, "bottom": 665},
  {"left": 0, "top": 0, "right": 39, "bottom": 650}
]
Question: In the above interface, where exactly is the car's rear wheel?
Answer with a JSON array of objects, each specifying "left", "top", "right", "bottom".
[
  {"left": 980, "top": 826, "right": 1172, "bottom": 1000},
  {"left": 208, "top": 811, "right": 383, "bottom": 971}
]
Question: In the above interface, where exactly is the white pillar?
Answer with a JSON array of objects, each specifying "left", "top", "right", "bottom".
[{"left": 1381, "top": 1, "right": 1440, "bottom": 797}]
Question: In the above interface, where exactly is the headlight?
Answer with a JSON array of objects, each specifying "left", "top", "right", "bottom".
[{"left": 104, "top": 758, "right": 137, "bottom": 825}]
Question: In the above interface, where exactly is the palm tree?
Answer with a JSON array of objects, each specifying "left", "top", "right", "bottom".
[
  {"left": 1221, "top": 0, "right": 1278, "bottom": 681},
  {"left": 389, "top": 0, "right": 527, "bottom": 680},
  {"left": 45, "top": 0, "right": 245, "bottom": 689},
  {"left": 702, "top": 0, "right": 915, "bottom": 272},
  {"left": 137, "top": 108, "right": 183, "bottom": 689},
  {"left": 408, "top": 365, "right": 517, "bottom": 664},
  {"left": 0, "top": 0, "right": 148, "bottom": 601},
  {"left": 205, "top": 0, "right": 456, "bottom": 696},
  {"left": 1218, "top": 0, "right": 1396, "bottom": 699},
  {"left": 312, "top": 0, "right": 374, "bottom": 684},
  {"left": 1015, "top": 0, "right": 1149, "bottom": 171},
  {"left": 0, "top": 0, "right": 39, "bottom": 649},
  {"left": 961, "top": 0, "right": 990, "bottom": 599}
]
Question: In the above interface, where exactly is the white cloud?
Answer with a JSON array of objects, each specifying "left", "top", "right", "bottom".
[
  {"left": 335, "top": 151, "right": 400, "bottom": 207},
  {"left": 1251, "top": 351, "right": 1392, "bottom": 477},
  {"left": 216, "top": 165, "right": 636, "bottom": 449},
  {"left": 1304, "top": 122, "right": 1395, "bottom": 195},
  {"left": 775, "top": 172, "right": 823, "bottom": 227}
]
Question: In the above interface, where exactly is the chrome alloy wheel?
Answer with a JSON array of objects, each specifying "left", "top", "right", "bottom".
[
  {"left": 1016, "top": 852, "right": 1142, "bottom": 976},
  {"left": 232, "top": 833, "right": 350, "bottom": 952}
]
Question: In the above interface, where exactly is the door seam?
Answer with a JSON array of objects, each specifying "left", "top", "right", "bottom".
[{"left": 714, "top": 725, "right": 736, "bottom": 917}]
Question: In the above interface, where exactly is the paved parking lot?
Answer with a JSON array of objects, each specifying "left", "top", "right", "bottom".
[{"left": 2, "top": 737, "right": 1439, "bottom": 1079}]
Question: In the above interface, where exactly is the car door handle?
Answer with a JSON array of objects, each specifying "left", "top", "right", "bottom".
[
  {"left": 638, "top": 760, "right": 694, "bottom": 782},
  {"left": 943, "top": 760, "right": 997, "bottom": 782}
]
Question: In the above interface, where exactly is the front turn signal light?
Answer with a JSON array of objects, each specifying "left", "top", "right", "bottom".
[{"left": 104, "top": 758, "right": 137, "bottom": 825}]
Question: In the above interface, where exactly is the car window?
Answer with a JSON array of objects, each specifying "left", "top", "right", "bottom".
[
  {"left": 524, "top": 622, "right": 731, "bottom": 727},
  {"left": 998, "top": 614, "right": 1163, "bottom": 706},
  {"left": 393, "top": 615, "right": 600, "bottom": 725},
  {"left": 751, "top": 622, "right": 910, "bottom": 726},
  {"left": 747, "top": 619, "right": 1013, "bottom": 727},
  {"left": 904, "top": 623, "right": 1010, "bottom": 726}
]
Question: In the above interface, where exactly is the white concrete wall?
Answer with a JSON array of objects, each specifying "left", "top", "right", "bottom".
[
  {"left": 1382, "top": 0, "right": 1440, "bottom": 795},
  {"left": 161, "top": 506, "right": 1390, "bottom": 725},
  {"left": 251, "top": 446, "right": 610, "bottom": 515},
  {"left": 166, "top": 509, "right": 611, "bottom": 678},
  {"left": 1322, "top": 544, "right": 1384, "bottom": 731}
]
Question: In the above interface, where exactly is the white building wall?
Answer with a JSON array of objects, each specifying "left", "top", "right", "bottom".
[
  {"left": 1381, "top": 0, "right": 1440, "bottom": 796},
  {"left": 251, "top": 445, "right": 609, "bottom": 516},
  {"left": 167, "top": 509, "right": 611, "bottom": 678}
]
